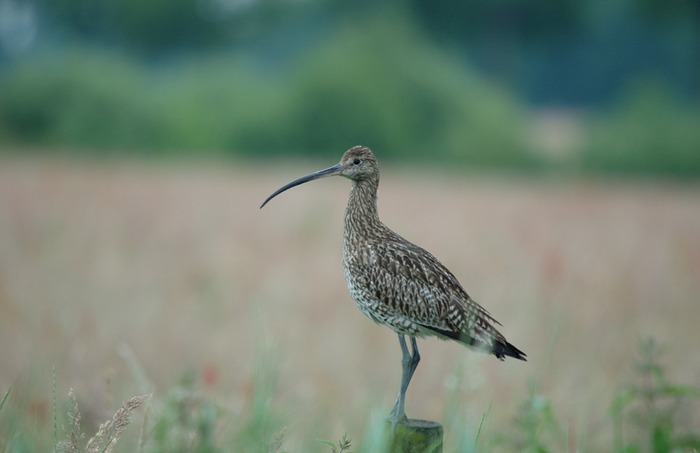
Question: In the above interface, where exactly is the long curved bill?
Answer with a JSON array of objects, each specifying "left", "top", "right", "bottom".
[{"left": 260, "top": 163, "right": 343, "bottom": 208}]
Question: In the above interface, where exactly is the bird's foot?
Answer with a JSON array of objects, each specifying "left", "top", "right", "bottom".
[{"left": 387, "top": 410, "right": 408, "bottom": 437}]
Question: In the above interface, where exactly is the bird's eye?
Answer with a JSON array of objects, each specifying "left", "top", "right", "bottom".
[{"left": 353, "top": 158, "right": 361, "bottom": 165}]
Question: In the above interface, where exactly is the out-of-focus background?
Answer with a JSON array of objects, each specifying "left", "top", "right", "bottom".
[{"left": 1, "top": 0, "right": 699, "bottom": 451}]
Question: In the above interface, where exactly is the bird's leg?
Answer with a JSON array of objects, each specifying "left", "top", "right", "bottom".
[{"left": 389, "top": 335, "right": 421, "bottom": 426}]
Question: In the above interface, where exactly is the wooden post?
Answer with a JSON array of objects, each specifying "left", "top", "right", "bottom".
[{"left": 386, "top": 419, "right": 444, "bottom": 453}]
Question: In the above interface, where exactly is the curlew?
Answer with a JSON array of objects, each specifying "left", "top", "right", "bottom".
[{"left": 261, "top": 145, "right": 526, "bottom": 425}]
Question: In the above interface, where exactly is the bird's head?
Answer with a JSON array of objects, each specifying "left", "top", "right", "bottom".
[
  {"left": 337, "top": 145, "right": 379, "bottom": 182},
  {"left": 260, "top": 145, "right": 378, "bottom": 208}
]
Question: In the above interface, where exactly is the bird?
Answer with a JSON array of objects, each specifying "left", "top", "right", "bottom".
[{"left": 260, "top": 145, "right": 526, "bottom": 426}]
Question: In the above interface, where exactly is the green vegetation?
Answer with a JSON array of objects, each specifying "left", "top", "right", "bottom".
[
  {"left": 1, "top": 339, "right": 697, "bottom": 452},
  {"left": 582, "top": 81, "right": 700, "bottom": 179},
  {"left": 610, "top": 339, "right": 700, "bottom": 453},
  {"left": 2, "top": 0, "right": 699, "bottom": 178},
  {"left": 55, "top": 390, "right": 150, "bottom": 453},
  {"left": 495, "top": 387, "right": 568, "bottom": 452},
  {"left": 0, "top": 13, "right": 534, "bottom": 169},
  {"left": 487, "top": 339, "right": 700, "bottom": 453},
  {"left": 317, "top": 433, "right": 353, "bottom": 453},
  {"left": 0, "top": 51, "right": 274, "bottom": 155},
  {"left": 1, "top": 11, "right": 698, "bottom": 177}
]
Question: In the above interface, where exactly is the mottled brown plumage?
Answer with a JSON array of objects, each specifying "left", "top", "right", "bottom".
[{"left": 261, "top": 145, "right": 525, "bottom": 424}]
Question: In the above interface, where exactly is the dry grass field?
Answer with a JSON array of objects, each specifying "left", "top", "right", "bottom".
[{"left": 1, "top": 156, "right": 699, "bottom": 451}]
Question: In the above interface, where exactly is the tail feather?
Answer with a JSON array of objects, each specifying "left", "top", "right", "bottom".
[
  {"left": 421, "top": 324, "right": 527, "bottom": 361},
  {"left": 493, "top": 340, "right": 527, "bottom": 361}
]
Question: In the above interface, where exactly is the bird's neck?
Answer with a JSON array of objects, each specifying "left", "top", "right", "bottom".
[{"left": 344, "top": 179, "right": 381, "bottom": 238}]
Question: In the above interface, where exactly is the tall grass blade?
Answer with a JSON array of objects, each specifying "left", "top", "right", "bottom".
[
  {"left": 475, "top": 403, "right": 492, "bottom": 450},
  {"left": 85, "top": 393, "right": 150, "bottom": 453},
  {"left": 53, "top": 366, "right": 58, "bottom": 452},
  {"left": 117, "top": 343, "right": 152, "bottom": 394},
  {"left": 0, "top": 384, "right": 11, "bottom": 413}
]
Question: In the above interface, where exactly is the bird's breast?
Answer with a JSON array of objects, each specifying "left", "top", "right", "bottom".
[{"left": 342, "top": 242, "right": 379, "bottom": 307}]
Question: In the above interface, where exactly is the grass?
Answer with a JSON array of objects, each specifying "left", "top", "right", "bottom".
[
  {"left": 610, "top": 339, "right": 700, "bottom": 452},
  {"left": 54, "top": 389, "right": 150, "bottom": 453},
  {"left": 316, "top": 433, "right": 353, "bottom": 453},
  {"left": 1, "top": 339, "right": 697, "bottom": 452},
  {"left": 0, "top": 157, "right": 698, "bottom": 451}
]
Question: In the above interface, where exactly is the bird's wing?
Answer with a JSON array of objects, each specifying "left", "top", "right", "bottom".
[{"left": 361, "top": 231, "right": 513, "bottom": 355}]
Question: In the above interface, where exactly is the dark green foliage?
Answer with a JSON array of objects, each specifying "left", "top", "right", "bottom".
[
  {"left": 250, "top": 10, "right": 534, "bottom": 167},
  {"left": 0, "top": 16, "right": 536, "bottom": 169},
  {"left": 31, "top": 0, "right": 700, "bottom": 106},
  {"left": 37, "top": 0, "right": 228, "bottom": 54},
  {"left": 1, "top": 4, "right": 699, "bottom": 177},
  {"left": 0, "top": 52, "right": 164, "bottom": 151},
  {"left": 0, "top": 51, "right": 279, "bottom": 155},
  {"left": 583, "top": 81, "right": 700, "bottom": 179}
]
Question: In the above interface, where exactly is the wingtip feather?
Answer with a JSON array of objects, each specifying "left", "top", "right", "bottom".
[{"left": 494, "top": 340, "right": 527, "bottom": 361}]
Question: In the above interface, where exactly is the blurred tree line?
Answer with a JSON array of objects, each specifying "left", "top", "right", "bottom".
[{"left": 0, "top": 0, "right": 698, "bottom": 177}]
